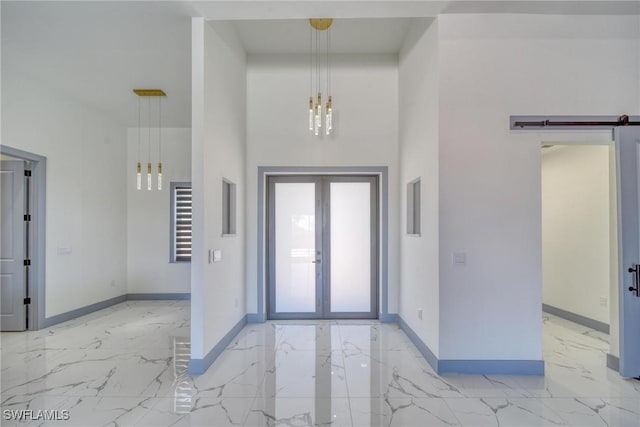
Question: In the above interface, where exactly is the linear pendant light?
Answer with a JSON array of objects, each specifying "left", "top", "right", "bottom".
[
  {"left": 133, "top": 88, "right": 166, "bottom": 191},
  {"left": 308, "top": 18, "right": 333, "bottom": 137}
]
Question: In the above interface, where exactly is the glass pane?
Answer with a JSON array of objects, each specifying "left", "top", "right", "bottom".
[
  {"left": 275, "top": 182, "right": 316, "bottom": 313},
  {"left": 330, "top": 182, "right": 371, "bottom": 312}
]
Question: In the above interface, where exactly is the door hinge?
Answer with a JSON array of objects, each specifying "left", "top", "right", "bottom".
[
  {"left": 24, "top": 214, "right": 31, "bottom": 222},
  {"left": 23, "top": 297, "right": 31, "bottom": 305},
  {"left": 24, "top": 170, "right": 32, "bottom": 177},
  {"left": 23, "top": 259, "right": 31, "bottom": 266}
]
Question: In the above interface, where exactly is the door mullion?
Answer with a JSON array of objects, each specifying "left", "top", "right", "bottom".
[
  {"left": 315, "top": 177, "right": 324, "bottom": 317},
  {"left": 322, "top": 177, "right": 331, "bottom": 318}
]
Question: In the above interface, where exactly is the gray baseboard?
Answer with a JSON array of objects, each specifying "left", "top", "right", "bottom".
[
  {"left": 43, "top": 295, "right": 127, "bottom": 328},
  {"left": 41, "top": 293, "right": 192, "bottom": 329},
  {"left": 438, "top": 359, "right": 545, "bottom": 375},
  {"left": 398, "top": 316, "right": 439, "bottom": 372},
  {"left": 189, "top": 315, "right": 247, "bottom": 375},
  {"left": 606, "top": 353, "right": 620, "bottom": 372},
  {"left": 542, "top": 304, "right": 609, "bottom": 334},
  {"left": 127, "top": 293, "right": 191, "bottom": 300},
  {"left": 247, "top": 313, "right": 266, "bottom": 323},
  {"left": 397, "top": 315, "right": 544, "bottom": 376},
  {"left": 379, "top": 313, "right": 398, "bottom": 323}
]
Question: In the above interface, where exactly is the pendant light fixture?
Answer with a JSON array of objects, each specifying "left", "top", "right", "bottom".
[
  {"left": 308, "top": 18, "right": 333, "bottom": 137},
  {"left": 133, "top": 88, "right": 166, "bottom": 191}
]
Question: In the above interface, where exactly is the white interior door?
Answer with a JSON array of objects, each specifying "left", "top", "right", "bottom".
[
  {"left": 615, "top": 126, "right": 640, "bottom": 378},
  {"left": 1, "top": 160, "right": 26, "bottom": 331}
]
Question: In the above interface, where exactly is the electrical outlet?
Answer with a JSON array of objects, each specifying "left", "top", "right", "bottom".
[
  {"left": 600, "top": 296, "right": 608, "bottom": 307},
  {"left": 234, "top": 298, "right": 239, "bottom": 308},
  {"left": 418, "top": 309, "right": 423, "bottom": 320},
  {"left": 110, "top": 280, "right": 116, "bottom": 287}
]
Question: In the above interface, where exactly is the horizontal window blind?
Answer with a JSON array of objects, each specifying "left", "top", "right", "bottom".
[{"left": 173, "top": 185, "right": 192, "bottom": 262}]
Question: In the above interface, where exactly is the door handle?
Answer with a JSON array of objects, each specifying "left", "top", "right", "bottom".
[
  {"left": 312, "top": 259, "right": 321, "bottom": 264},
  {"left": 628, "top": 264, "right": 640, "bottom": 297}
]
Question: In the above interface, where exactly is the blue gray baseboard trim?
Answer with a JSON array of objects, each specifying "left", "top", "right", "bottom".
[
  {"left": 43, "top": 295, "right": 127, "bottom": 328},
  {"left": 398, "top": 315, "right": 439, "bottom": 372},
  {"left": 41, "top": 293, "right": 192, "bottom": 329},
  {"left": 127, "top": 293, "right": 191, "bottom": 300},
  {"left": 606, "top": 353, "right": 620, "bottom": 372},
  {"left": 439, "top": 359, "right": 545, "bottom": 375},
  {"left": 189, "top": 315, "right": 248, "bottom": 375},
  {"left": 398, "top": 315, "right": 545, "bottom": 376},
  {"left": 542, "top": 304, "right": 609, "bottom": 334},
  {"left": 247, "top": 313, "right": 266, "bottom": 323},
  {"left": 379, "top": 313, "right": 398, "bottom": 323}
]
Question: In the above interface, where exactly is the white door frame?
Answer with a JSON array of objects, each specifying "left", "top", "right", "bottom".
[{"left": 1, "top": 145, "right": 46, "bottom": 330}]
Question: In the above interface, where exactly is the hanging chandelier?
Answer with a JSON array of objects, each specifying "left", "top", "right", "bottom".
[
  {"left": 133, "top": 89, "right": 166, "bottom": 191},
  {"left": 308, "top": 18, "right": 333, "bottom": 136}
]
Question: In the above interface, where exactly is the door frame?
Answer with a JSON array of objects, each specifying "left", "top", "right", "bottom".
[
  {"left": 266, "top": 175, "right": 379, "bottom": 319},
  {"left": 257, "top": 166, "right": 389, "bottom": 321},
  {"left": 1, "top": 145, "right": 46, "bottom": 330}
]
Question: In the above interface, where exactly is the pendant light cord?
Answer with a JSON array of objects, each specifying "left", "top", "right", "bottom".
[
  {"left": 137, "top": 97, "right": 141, "bottom": 162},
  {"left": 309, "top": 24, "right": 313, "bottom": 97},
  {"left": 148, "top": 97, "right": 151, "bottom": 162},
  {"left": 327, "top": 27, "right": 331, "bottom": 96},
  {"left": 158, "top": 97, "right": 162, "bottom": 162},
  {"left": 316, "top": 27, "right": 319, "bottom": 94}
]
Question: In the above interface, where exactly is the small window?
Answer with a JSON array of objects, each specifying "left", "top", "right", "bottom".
[
  {"left": 171, "top": 182, "right": 192, "bottom": 262},
  {"left": 407, "top": 178, "right": 421, "bottom": 235},
  {"left": 222, "top": 179, "right": 236, "bottom": 235}
]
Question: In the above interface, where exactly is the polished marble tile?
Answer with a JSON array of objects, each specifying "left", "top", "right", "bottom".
[
  {"left": 2, "top": 303, "right": 640, "bottom": 427},
  {"left": 350, "top": 397, "right": 460, "bottom": 426},
  {"left": 245, "top": 397, "right": 352, "bottom": 427}
]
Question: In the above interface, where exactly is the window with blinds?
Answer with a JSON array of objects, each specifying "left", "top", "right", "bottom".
[{"left": 171, "top": 182, "right": 192, "bottom": 262}]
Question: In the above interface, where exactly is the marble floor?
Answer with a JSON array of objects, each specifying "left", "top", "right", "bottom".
[{"left": 1, "top": 302, "right": 639, "bottom": 426}]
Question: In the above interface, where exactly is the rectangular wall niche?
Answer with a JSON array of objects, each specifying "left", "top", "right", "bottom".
[
  {"left": 222, "top": 179, "right": 237, "bottom": 235},
  {"left": 407, "top": 178, "right": 421, "bottom": 235}
]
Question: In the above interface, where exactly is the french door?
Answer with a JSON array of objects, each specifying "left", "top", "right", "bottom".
[{"left": 267, "top": 175, "right": 378, "bottom": 319}]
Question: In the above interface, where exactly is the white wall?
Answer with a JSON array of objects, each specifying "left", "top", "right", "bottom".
[
  {"left": 245, "top": 53, "right": 400, "bottom": 315},
  {"left": 126, "top": 127, "right": 191, "bottom": 294},
  {"left": 398, "top": 19, "right": 440, "bottom": 356},
  {"left": 437, "top": 14, "right": 639, "bottom": 361},
  {"left": 191, "top": 19, "right": 247, "bottom": 359},
  {"left": 542, "top": 145, "right": 611, "bottom": 324},
  {"left": 2, "top": 72, "right": 128, "bottom": 317}
]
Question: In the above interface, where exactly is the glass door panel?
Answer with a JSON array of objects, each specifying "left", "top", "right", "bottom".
[
  {"left": 329, "top": 181, "right": 372, "bottom": 313},
  {"left": 270, "top": 179, "right": 319, "bottom": 316}
]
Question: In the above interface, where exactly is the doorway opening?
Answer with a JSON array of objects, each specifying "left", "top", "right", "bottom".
[
  {"left": 266, "top": 175, "right": 379, "bottom": 319},
  {"left": 541, "top": 143, "right": 619, "bottom": 377},
  {"left": 0, "top": 146, "right": 46, "bottom": 331}
]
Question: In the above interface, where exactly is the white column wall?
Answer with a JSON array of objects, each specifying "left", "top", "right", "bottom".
[
  {"left": 191, "top": 18, "right": 247, "bottom": 359},
  {"left": 437, "top": 14, "right": 639, "bottom": 360},
  {"left": 398, "top": 18, "right": 440, "bottom": 356}
]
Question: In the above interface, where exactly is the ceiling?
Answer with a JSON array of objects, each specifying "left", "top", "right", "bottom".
[
  {"left": 3, "top": 1, "right": 639, "bottom": 129},
  {"left": 233, "top": 18, "right": 414, "bottom": 55},
  {"left": 2, "top": 1, "right": 197, "bottom": 128}
]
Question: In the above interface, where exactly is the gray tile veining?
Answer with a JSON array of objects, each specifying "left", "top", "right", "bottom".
[{"left": 1, "top": 302, "right": 639, "bottom": 426}]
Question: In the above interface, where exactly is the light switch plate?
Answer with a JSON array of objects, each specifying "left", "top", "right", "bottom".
[
  {"left": 213, "top": 250, "right": 222, "bottom": 262},
  {"left": 57, "top": 247, "right": 72, "bottom": 255}
]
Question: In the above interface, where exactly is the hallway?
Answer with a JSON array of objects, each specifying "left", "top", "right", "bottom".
[{"left": 2, "top": 302, "right": 639, "bottom": 426}]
